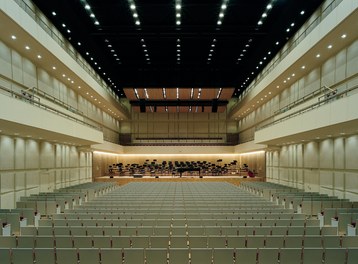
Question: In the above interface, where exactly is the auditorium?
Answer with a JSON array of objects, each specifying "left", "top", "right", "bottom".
[{"left": 0, "top": 0, "right": 358, "bottom": 263}]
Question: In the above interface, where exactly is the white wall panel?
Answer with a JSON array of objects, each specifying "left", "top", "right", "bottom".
[
  {"left": 0, "top": 135, "right": 14, "bottom": 170},
  {"left": 25, "top": 139, "right": 39, "bottom": 169},
  {"left": 15, "top": 172, "right": 26, "bottom": 190},
  {"left": 14, "top": 138, "right": 25, "bottom": 170},
  {"left": 0, "top": 41, "right": 12, "bottom": 78},
  {"left": 319, "top": 139, "right": 334, "bottom": 169},
  {"left": 345, "top": 135, "right": 358, "bottom": 170},
  {"left": 0, "top": 173, "right": 15, "bottom": 193},
  {"left": 345, "top": 172, "right": 358, "bottom": 195}
]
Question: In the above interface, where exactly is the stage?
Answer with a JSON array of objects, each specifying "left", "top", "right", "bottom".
[{"left": 94, "top": 175, "right": 264, "bottom": 186}]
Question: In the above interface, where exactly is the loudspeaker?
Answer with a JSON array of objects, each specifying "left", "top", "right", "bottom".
[
  {"left": 212, "top": 99, "right": 218, "bottom": 112},
  {"left": 139, "top": 99, "right": 146, "bottom": 113}
]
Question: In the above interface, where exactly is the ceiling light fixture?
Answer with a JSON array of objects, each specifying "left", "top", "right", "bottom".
[{"left": 175, "top": 0, "right": 182, "bottom": 26}]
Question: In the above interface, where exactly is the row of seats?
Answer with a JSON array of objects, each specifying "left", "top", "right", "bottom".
[
  {"left": 1, "top": 247, "right": 357, "bottom": 264},
  {"left": 21, "top": 225, "right": 329, "bottom": 236},
  {"left": 2, "top": 235, "right": 357, "bottom": 249},
  {"left": 38, "top": 218, "right": 320, "bottom": 227},
  {"left": 8, "top": 182, "right": 352, "bottom": 264},
  {"left": 53, "top": 212, "right": 305, "bottom": 220}
]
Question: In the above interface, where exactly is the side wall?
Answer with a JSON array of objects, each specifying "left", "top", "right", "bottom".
[
  {"left": 0, "top": 134, "right": 92, "bottom": 209},
  {"left": 266, "top": 135, "right": 358, "bottom": 201}
]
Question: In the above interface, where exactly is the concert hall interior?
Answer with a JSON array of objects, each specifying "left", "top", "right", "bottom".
[{"left": 1, "top": 0, "right": 358, "bottom": 263}]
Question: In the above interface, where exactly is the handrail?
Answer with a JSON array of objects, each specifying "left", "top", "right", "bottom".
[
  {"left": 231, "top": 0, "right": 343, "bottom": 113},
  {"left": 274, "top": 87, "right": 325, "bottom": 115},
  {"left": 31, "top": 87, "right": 84, "bottom": 116},
  {"left": 0, "top": 85, "right": 102, "bottom": 131},
  {"left": 12, "top": 0, "right": 129, "bottom": 115},
  {"left": 256, "top": 84, "right": 358, "bottom": 131}
]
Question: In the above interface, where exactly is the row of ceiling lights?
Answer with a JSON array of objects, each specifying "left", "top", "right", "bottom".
[
  {"left": 51, "top": 6, "right": 120, "bottom": 95},
  {"left": 141, "top": 38, "right": 151, "bottom": 64},
  {"left": 79, "top": 2, "right": 122, "bottom": 92},
  {"left": 207, "top": 0, "right": 230, "bottom": 63},
  {"left": 79, "top": 0, "right": 100, "bottom": 26},
  {"left": 235, "top": 0, "right": 276, "bottom": 95},
  {"left": 175, "top": 0, "right": 182, "bottom": 26},
  {"left": 257, "top": 1, "right": 275, "bottom": 26},
  {"left": 237, "top": 32, "right": 349, "bottom": 120},
  {"left": 128, "top": 0, "right": 141, "bottom": 26},
  {"left": 177, "top": 39, "right": 181, "bottom": 64},
  {"left": 10, "top": 34, "right": 122, "bottom": 120},
  {"left": 207, "top": 39, "right": 217, "bottom": 64},
  {"left": 104, "top": 39, "right": 121, "bottom": 91},
  {"left": 237, "top": 9, "right": 307, "bottom": 95},
  {"left": 217, "top": 0, "right": 230, "bottom": 26}
]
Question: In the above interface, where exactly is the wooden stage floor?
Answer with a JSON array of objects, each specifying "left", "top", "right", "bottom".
[{"left": 95, "top": 175, "right": 264, "bottom": 186}]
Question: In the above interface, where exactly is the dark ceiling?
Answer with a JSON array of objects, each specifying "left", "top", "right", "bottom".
[{"left": 32, "top": 0, "right": 324, "bottom": 98}]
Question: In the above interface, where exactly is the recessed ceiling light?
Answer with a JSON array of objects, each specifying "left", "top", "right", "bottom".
[
  {"left": 176, "top": 21, "right": 181, "bottom": 25},
  {"left": 130, "top": 4, "right": 136, "bottom": 10},
  {"left": 262, "top": 13, "right": 267, "bottom": 18},
  {"left": 219, "top": 13, "right": 224, "bottom": 18},
  {"left": 328, "top": 44, "right": 333, "bottom": 49},
  {"left": 291, "top": 23, "right": 295, "bottom": 27},
  {"left": 52, "top": 66, "right": 56, "bottom": 70},
  {"left": 52, "top": 11, "right": 56, "bottom": 16},
  {"left": 133, "top": 13, "right": 138, "bottom": 18},
  {"left": 94, "top": 21, "right": 100, "bottom": 25},
  {"left": 266, "top": 4, "right": 272, "bottom": 9},
  {"left": 62, "top": 23, "right": 66, "bottom": 28},
  {"left": 217, "top": 21, "right": 222, "bottom": 25},
  {"left": 37, "top": 55, "right": 42, "bottom": 59},
  {"left": 300, "top": 10, "right": 305, "bottom": 15},
  {"left": 78, "top": 86, "right": 81, "bottom": 89},
  {"left": 257, "top": 21, "right": 263, "bottom": 25},
  {"left": 301, "top": 65, "right": 306, "bottom": 69},
  {"left": 275, "top": 41, "right": 279, "bottom": 45},
  {"left": 176, "top": 4, "right": 181, "bottom": 10},
  {"left": 85, "top": 4, "right": 91, "bottom": 10},
  {"left": 341, "top": 34, "right": 347, "bottom": 39},
  {"left": 286, "top": 28, "right": 290, "bottom": 32},
  {"left": 316, "top": 54, "right": 321, "bottom": 58},
  {"left": 67, "top": 29, "right": 71, "bottom": 33},
  {"left": 11, "top": 35, "right": 16, "bottom": 40},
  {"left": 62, "top": 74, "right": 66, "bottom": 77},
  {"left": 221, "top": 4, "right": 227, "bottom": 9},
  {"left": 25, "top": 46, "right": 30, "bottom": 50},
  {"left": 90, "top": 13, "right": 95, "bottom": 18}
]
